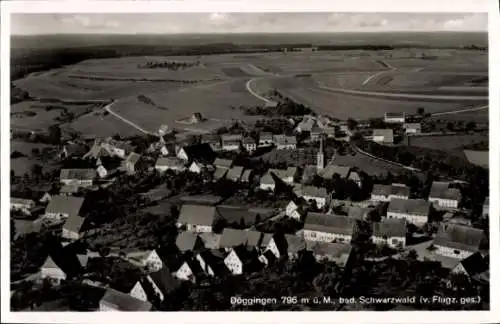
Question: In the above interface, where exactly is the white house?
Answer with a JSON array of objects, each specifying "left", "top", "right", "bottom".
[
  {"left": 174, "top": 260, "right": 201, "bottom": 283},
  {"left": 433, "top": 223, "right": 485, "bottom": 259},
  {"left": 388, "top": 184, "right": 410, "bottom": 200},
  {"left": 188, "top": 161, "right": 208, "bottom": 174},
  {"left": 384, "top": 112, "right": 405, "bottom": 124},
  {"left": 221, "top": 134, "right": 243, "bottom": 151},
  {"left": 242, "top": 137, "right": 257, "bottom": 152},
  {"left": 155, "top": 157, "right": 186, "bottom": 173},
  {"left": 371, "top": 184, "right": 391, "bottom": 202},
  {"left": 372, "top": 129, "right": 394, "bottom": 144},
  {"left": 224, "top": 246, "right": 258, "bottom": 275},
  {"left": 404, "top": 123, "right": 422, "bottom": 134},
  {"left": 176, "top": 204, "right": 216, "bottom": 233},
  {"left": 10, "top": 198, "right": 35, "bottom": 215},
  {"left": 258, "top": 132, "right": 274, "bottom": 147},
  {"left": 60, "top": 169, "right": 96, "bottom": 187},
  {"left": 302, "top": 212, "right": 356, "bottom": 244},
  {"left": 40, "top": 256, "right": 66, "bottom": 284},
  {"left": 371, "top": 218, "right": 407, "bottom": 249},
  {"left": 428, "top": 182, "right": 461, "bottom": 209},
  {"left": 124, "top": 152, "right": 144, "bottom": 175},
  {"left": 386, "top": 198, "right": 430, "bottom": 225},
  {"left": 300, "top": 186, "right": 329, "bottom": 209},
  {"left": 44, "top": 195, "right": 85, "bottom": 222},
  {"left": 285, "top": 200, "right": 303, "bottom": 220},
  {"left": 126, "top": 249, "right": 163, "bottom": 272},
  {"left": 273, "top": 135, "right": 297, "bottom": 150}
]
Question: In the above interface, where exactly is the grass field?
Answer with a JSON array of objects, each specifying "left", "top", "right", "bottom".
[
  {"left": 408, "top": 134, "right": 488, "bottom": 151},
  {"left": 11, "top": 141, "right": 59, "bottom": 176}
]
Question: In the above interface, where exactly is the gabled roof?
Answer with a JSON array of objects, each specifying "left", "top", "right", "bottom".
[
  {"left": 196, "top": 250, "right": 229, "bottom": 276},
  {"left": 60, "top": 169, "right": 96, "bottom": 181},
  {"left": 307, "top": 242, "right": 352, "bottom": 259},
  {"left": 179, "top": 195, "right": 224, "bottom": 206},
  {"left": 198, "top": 232, "right": 221, "bottom": 249},
  {"left": 100, "top": 288, "right": 152, "bottom": 311},
  {"left": 301, "top": 186, "right": 329, "bottom": 199},
  {"left": 180, "top": 143, "right": 215, "bottom": 164},
  {"left": 219, "top": 228, "right": 248, "bottom": 248},
  {"left": 404, "top": 123, "right": 421, "bottom": 129},
  {"left": 228, "top": 245, "right": 259, "bottom": 266},
  {"left": 459, "top": 252, "right": 487, "bottom": 276},
  {"left": 11, "top": 197, "right": 35, "bottom": 206},
  {"left": 372, "top": 184, "right": 391, "bottom": 196},
  {"left": 390, "top": 184, "right": 410, "bottom": 197},
  {"left": 215, "top": 205, "right": 271, "bottom": 226},
  {"left": 245, "top": 230, "right": 272, "bottom": 248},
  {"left": 260, "top": 172, "right": 276, "bottom": 186},
  {"left": 434, "top": 224, "right": 485, "bottom": 253},
  {"left": 429, "top": 183, "right": 462, "bottom": 201},
  {"left": 385, "top": 112, "right": 405, "bottom": 118},
  {"left": 176, "top": 232, "right": 202, "bottom": 252},
  {"left": 273, "top": 134, "right": 297, "bottom": 146},
  {"left": 45, "top": 195, "right": 85, "bottom": 218},
  {"left": 60, "top": 185, "right": 80, "bottom": 194},
  {"left": 242, "top": 137, "right": 256, "bottom": 145},
  {"left": 226, "top": 166, "right": 244, "bottom": 181},
  {"left": 221, "top": 134, "right": 243, "bottom": 142},
  {"left": 63, "top": 215, "right": 86, "bottom": 234},
  {"left": 155, "top": 157, "right": 186, "bottom": 168},
  {"left": 177, "top": 205, "right": 216, "bottom": 227},
  {"left": 41, "top": 256, "right": 60, "bottom": 270},
  {"left": 348, "top": 207, "right": 371, "bottom": 220},
  {"left": 387, "top": 199, "right": 430, "bottom": 216},
  {"left": 272, "top": 234, "right": 307, "bottom": 255},
  {"left": 270, "top": 167, "right": 297, "bottom": 180},
  {"left": 372, "top": 218, "right": 407, "bottom": 238},
  {"left": 373, "top": 129, "right": 394, "bottom": 141},
  {"left": 213, "top": 158, "right": 233, "bottom": 168},
  {"left": 463, "top": 150, "right": 488, "bottom": 169},
  {"left": 147, "top": 267, "right": 180, "bottom": 296},
  {"left": 259, "top": 132, "right": 274, "bottom": 141},
  {"left": 319, "top": 164, "right": 350, "bottom": 179},
  {"left": 304, "top": 213, "right": 356, "bottom": 235},
  {"left": 125, "top": 152, "right": 141, "bottom": 165}
]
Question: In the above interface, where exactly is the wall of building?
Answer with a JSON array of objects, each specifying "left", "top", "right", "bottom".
[
  {"left": 434, "top": 245, "right": 474, "bottom": 259},
  {"left": 186, "top": 224, "right": 212, "bottom": 233},
  {"left": 303, "top": 230, "right": 351, "bottom": 243},
  {"left": 387, "top": 212, "right": 427, "bottom": 225}
]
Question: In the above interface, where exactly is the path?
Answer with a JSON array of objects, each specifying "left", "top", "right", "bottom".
[
  {"left": 431, "top": 105, "right": 488, "bottom": 117},
  {"left": 245, "top": 78, "right": 273, "bottom": 104},
  {"left": 361, "top": 60, "right": 397, "bottom": 86}
]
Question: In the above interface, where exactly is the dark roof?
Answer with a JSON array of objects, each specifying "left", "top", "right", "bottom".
[
  {"left": 301, "top": 186, "right": 329, "bottom": 199},
  {"left": 434, "top": 224, "right": 485, "bottom": 253},
  {"left": 45, "top": 195, "right": 85, "bottom": 218},
  {"left": 272, "top": 234, "right": 307, "bottom": 255},
  {"left": 196, "top": 250, "right": 229, "bottom": 276},
  {"left": 177, "top": 205, "right": 216, "bottom": 227},
  {"left": 100, "top": 288, "right": 152, "bottom": 311},
  {"left": 198, "top": 232, "right": 221, "bottom": 249},
  {"left": 181, "top": 143, "right": 215, "bottom": 164},
  {"left": 373, "top": 129, "right": 394, "bottom": 142},
  {"left": 60, "top": 169, "right": 96, "bottom": 181},
  {"left": 226, "top": 166, "right": 244, "bottom": 181},
  {"left": 156, "top": 157, "right": 185, "bottom": 168},
  {"left": 214, "top": 158, "right": 233, "bottom": 168},
  {"left": 387, "top": 199, "right": 430, "bottom": 216},
  {"left": 304, "top": 213, "right": 356, "bottom": 235},
  {"left": 214, "top": 167, "right": 229, "bottom": 180},
  {"left": 319, "top": 164, "right": 350, "bottom": 179},
  {"left": 245, "top": 230, "right": 272, "bottom": 248},
  {"left": 230, "top": 245, "right": 259, "bottom": 266},
  {"left": 179, "top": 195, "right": 224, "bottom": 206},
  {"left": 390, "top": 184, "right": 410, "bottom": 197},
  {"left": 307, "top": 242, "right": 352, "bottom": 258},
  {"left": 348, "top": 207, "right": 371, "bottom": 220},
  {"left": 372, "top": 184, "right": 391, "bottom": 196},
  {"left": 385, "top": 112, "right": 405, "bottom": 118},
  {"left": 63, "top": 215, "right": 86, "bottom": 234},
  {"left": 260, "top": 172, "right": 275, "bottom": 185},
  {"left": 459, "top": 252, "right": 487, "bottom": 276},
  {"left": 175, "top": 232, "right": 202, "bottom": 252},
  {"left": 147, "top": 267, "right": 180, "bottom": 295},
  {"left": 372, "top": 218, "right": 407, "bottom": 238},
  {"left": 215, "top": 205, "right": 269, "bottom": 227},
  {"left": 243, "top": 137, "right": 256, "bottom": 145},
  {"left": 463, "top": 150, "right": 489, "bottom": 169},
  {"left": 126, "top": 152, "right": 141, "bottom": 165},
  {"left": 274, "top": 134, "right": 297, "bottom": 146},
  {"left": 219, "top": 228, "right": 248, "bottom": 248},
  {"left": 429, "top": 184, "right": 462, "bottom": 201},
  {"left": 221, "top": 134, "right": 243, "bottom": 142}
]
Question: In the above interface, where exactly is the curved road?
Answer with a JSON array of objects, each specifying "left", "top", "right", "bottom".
[{"left": 245, "top": 78, "right": 273, "bottom": 104}]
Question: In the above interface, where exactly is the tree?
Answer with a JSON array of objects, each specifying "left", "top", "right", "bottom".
[
  {"left": 466, "top": 121, "right": 476, "bottom": 132},
  {"left": 11, "top": 219, "right": 16, "bottom": 240},
  {"left": 31, "top": 148, "right": 40, "bottom": 156},
  {"left": 30, "top": 164, "right": 43, "bottom": 178},
  {"left": 48, "top": 124, "right": 62, "bottom": 145},
  {"left": 347, "top": 118, "right": 358, "bottom": 131},
  {"left": 417, "top": 107, "right": 425, "bottom": 116}
]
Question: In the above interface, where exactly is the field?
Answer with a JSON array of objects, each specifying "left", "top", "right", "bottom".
[
  {"left": 10, "top": 141, "right": 58, "bottom": 176},
  {"left": 408, "top": 134, "right": 488, "bottom": 151}
]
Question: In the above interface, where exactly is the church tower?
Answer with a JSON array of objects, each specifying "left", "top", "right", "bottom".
[{"left": 317, "top": 135, "right": 325, "bottom": 170}]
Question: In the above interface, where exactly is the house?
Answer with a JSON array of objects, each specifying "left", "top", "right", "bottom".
[
  {"left": 388, "top": 184, "right": 410, "bottom": 200},
  {"left": 371, "top": 184, "right": 391, "bottom": 202},
  {"left": 384, "top": 112, "right": 405, "bottom": 123},
  {"left": 218, "top": 228, "right": 263, "bottom": 251},
  {"left": 273, "top": 134, "right": 297, "bottom": 150},
  {"left": 40, "top": 256, "right": 66, "bottom": 284},
  {"left": 240, "top": 169, "right": 253, "bottom": 183},
  {"left": 242, "top": 137, "right": 257, "bottom": 152},
  {"left": 310, "top": 126, "right": 323, "bottom": 142},
  {"left": 213, "top": 167, "right": 229, "bottom": 181},
  {"left": 307, "top": 241, "right": 353, "bottom": 266},
  {"left": 386, "top": 199, "right": 430, "bottom": 225},
  {"left": 226, "top": 166, "right": 244, "bottom": 182},
  {"left": 301, "top": 165, "right": 318, "bottom": 184},
  {"left": 101, "top": 139, "right": 132, "bottom": 159},
  {"left": 259, "top": 172, "right": 277, "bottom": 191},
  {"left": 428, "top": 182, "right": 461, "bottom": 209},
  {"left": 433, "top": 223, "right": 486, "bottom": 259},
  {"left": 188, "top": 160, "right": 209, "bottom": 174},
  {"left": 124, "top": 152, "right": 144, "bottom": 175},
  {"left": 221, "top": 134, "right": 243, "bottom": 151},
  {"left": 300, "top": 186, "right": 329, "bottom": 209},
  {"left": 99, "top": 288, "right": 152, "bottom": 311},
  {"left": 198, "top": 232, "right": 222, "bottom": 250},
  {"left": 176, "top": 204, "right": 216, "bottom": 233},
  {"left": 59, "top": 185, "right": 80, "bottom": 196},
  {"left": 347, "top": 206, "right": 372, "bottom": 221},
  {"left": 451, "top": 252, "right": 487, "bottom": 279},
  {"left": 266, "top": 234, "right": 307, "bottom": 260},
  {"left": 201, "top": 134, "right": 222, "bottom": 152},
  {"left": 319, "top": 164, "right": 351, "bottom": 180},
  {"left": 155, "top": 157, "right": 186, "bottom": 173},
  {"left": 270, "top": 167, "right": 298, "bottom": 185},
  {"left": 175, "top": 232, "right": 204, "bottom": 253},
  {"left": 195, "top": 250, "right": 229, "bottom": 277},
  {"left": 295, "top": 116, "right": 316, "bottom": 133},
  {"left": 224, "top": 245, "right": 260, "bottom": 275},
  {"left": 62, "top": 215, "right": 86, "bottom": 240},
  {"left": 59, "top": 143, "right": 87, "bottom": 160},
  {"left": 258, "top": 132, "right": 274, "bottom": 147},
  {"left": 174, "top": 260, "right": 203, "bottom": 283},
  {"left": 372, "top": 129, "right": 394, "bottom": 144},
  {"left": 44, "top": 195, "right": 85, "bottom": 222},
  {"left": 215, "top": 205, "right": 275, "bottom": 229},
  {"left": 144, "top": 267, "right": 180, "bottom": 303},
  {"left": 302, "top": 213, "right": 356, "bottom": 243},
  {"left": 286, "top": 200, "right": 304, "bottom": 220},
  {"left": 176, "top": 143, "right": 215, "bottom": 164},
  {"left": 371, "top": 218, "right": 407, "bottom": 249},
  {"left": 96, "top": 165, "right": 108, "bottom": 178},
  {"left": 404, "top": 123, "right": 421, "bottom": 134},
  {"left": 125, "top": 249, "right": 163, "bottom": 272},
  {"left": 10, "top": 198, "right": 35, "bottom": 215},
  {"left": 213, "top": 158, "right": 233, "bottom": 169},
  {"left": 60, "top": 169, "right": 96, "bottom": 187}
]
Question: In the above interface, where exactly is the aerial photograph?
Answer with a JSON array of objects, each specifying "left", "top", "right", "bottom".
[{"left": 9, "top": 12, "right": 489, "bottom": 312}]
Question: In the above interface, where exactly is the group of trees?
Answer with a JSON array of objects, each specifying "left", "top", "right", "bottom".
[
  {"left": 138, "top": 60, "right": 200, "bottom": 70},
  {"left": 242, "top": 96, "right": 313, "bottom": 117}
]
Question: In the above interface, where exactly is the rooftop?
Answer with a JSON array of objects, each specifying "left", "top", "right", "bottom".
[
  {"left": 60, "top": 169, "right": 96, "bottom": 181},
  {"left": 177, "top": 204, "right": 217, "bottom": 227},
  {"left": 372, "top": 218, "right": 407, "bottom": 238},
  {"left": 100, "top": 288, "right": 152, "bottom": 311},
  {"left": 304, "top": 213, "right": 356, "bottom": 236},
  {"left": 387, "top": 198, "right": 430, "bottom": 216},
  {"left": 45, "top": 195, "right": 85, "bottom": 218},
  {"left": 434, "top": 224, "right": 485, "bottom": 253}
]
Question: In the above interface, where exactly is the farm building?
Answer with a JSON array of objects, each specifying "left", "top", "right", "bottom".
[
  {"left": 155, "top": 157, "right": 186, "bottom": 173},
  {"left": 124, "top": 152, "right": 145, "bottom": 175},
  {"left": 40, "top": 256, "right": 66, "bottom": 284},
  {"left": 176, "top": 204, "right": 216, "bottom": 233},
  {"left": 384, "top": 112, "right": 405, "bottom": 124},
  {"left": 372, "top": 129, "right": 394, "bottom": 144},
  {"left": 174, "top": 260, "right": 203, "bottom": 283},
  {"left": 428, "top": 182, "right": 461, "bottom": 209},
  {"left": 201, "top": 134, "right": 222, "bottom": 152},
  {"left": 403, "top": 123, "right": 422, "bottom": 135},
  {"left": 224, "top": 245, "right": 261, "bottom": 275},
  {"left": 318, "top": 164, "right": 351, "bottom": 180},
  {"left": 273, "top": 134, "right": 297, "bottom": 150},
  {"left": 386, "top": 198, "right": 430, "bottom": 225},
  {"left": 310, "top": 127, "right": 323, "bottom": 142},
  {"left": 302, "top": 212, "right": 356, "bottom": 244},
  {"left": 99, "top": 288, "right": 152, "bottom": 312},
  {"left": 225, "top": 166, "right": 244, "bottom": 182},
  {"left": 295, "top": 116, "right": 316, "bottom": 133},
  {"left": 299, "top": 185, "right": 329, "bottom": 209},
  {"left": 269, "top": 167, "right": 298, "bottom": 185},
  {"left": 240, "top": 169, "right": 253, "bottom": 183},
  {"left": 285, "top": 200, "right": 304, "bottom": 220},
  {"left": 218, "top": 228, "right": 271, "bottom": 251},
  {"left": 62, "top": 215, "right": 86, "bottom": 240},
  {"left": 215, "top": 205, "right": 275, "bottom": 229},
  {"left": 176, "top": 143, "right": 215, "bottom": 164},
  {"left": 175, "top": 231, "right": 204, "bottom": 253},
  {"left": 388, "top": 184, "right": 410, "bottom": 200},
  {"left": 306, "top": 241, "right": 353, "bottom": 266},
  {"left": 10, "top": 198, "right": 35, "bottom": 215},
  {"left": 371, "top": 184, "right": 392, "bottom": 202},
  {"left": 433, "top": 223, "right": 486, "bottom": 259},
  {"left": 258, "top": 132, "right": 274, "bottom": 147},
  {"left": 348, "top": 171, "right": 362, "bottom": 187},
  {"left": 213, "top": 158, "right": 233, "bottom": 169},
  {"left": 221, "top": 134, "right": 243, "bottom": 151},
  {"left": 347, "top": 206, "right": 372, "bottom": 221},
  {"left": 188, "top": 160, "right": 211, "bottom": 174},
  {"left": 266, "top": 234, "right": 307, "bottom": 259},
  {"left": 60, "top": 169, "right": 96, "bottom": 187},
  {"left": 44, "top": 195, "right": 85, "bottom": 222},
  {"left": 242, "top": 137, "right": 257, "bottom": 152},
  {"left": 371, "top": 218, "right": 407, "bottom": 249}
]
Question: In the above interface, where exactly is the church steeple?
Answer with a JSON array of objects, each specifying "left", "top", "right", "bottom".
[{"left": 317, "top": 135, "right": 325, "bottom": 170}]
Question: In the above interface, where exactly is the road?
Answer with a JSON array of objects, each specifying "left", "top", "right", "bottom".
[
  {"left": 245, "top": 78, "right": 273, "bottom": 104},
  {"left": 430, "top": 105, "right": 488, "bottom": 116}
]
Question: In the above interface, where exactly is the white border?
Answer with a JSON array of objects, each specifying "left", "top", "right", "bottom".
[{"left": 1, "top": 0, "right": 499, "bottom": 323}]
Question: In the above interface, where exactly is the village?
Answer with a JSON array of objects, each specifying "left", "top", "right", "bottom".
[{"left": 10, "top": 109, "right": 489, "bottom": 312}]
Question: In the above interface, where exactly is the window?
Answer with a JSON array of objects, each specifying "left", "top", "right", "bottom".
[
  {"left": 453, "top": 250, "right": 460, "bottom": 255},
  {"left": 391, "top": 238, "right": 398, "bottom": 245}
]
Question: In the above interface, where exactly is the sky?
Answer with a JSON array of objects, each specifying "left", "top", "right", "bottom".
[{"left": 11, "top": 13, "right": 488, "bottom": 35}]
